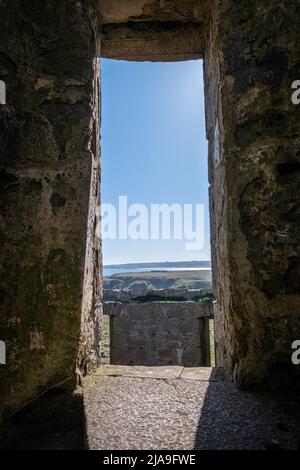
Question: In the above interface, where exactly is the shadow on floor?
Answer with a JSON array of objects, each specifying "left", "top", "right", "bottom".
[
  {"left": 0, "top": 388, "right": 84, "bottom": 450},
  {"left": 194, "top": 379, "right": 300, "bottom": 450}
]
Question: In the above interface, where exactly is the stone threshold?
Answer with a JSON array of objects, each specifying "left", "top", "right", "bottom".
[{"left": 93, "top": 365, "right": 229, "bottom": 382}]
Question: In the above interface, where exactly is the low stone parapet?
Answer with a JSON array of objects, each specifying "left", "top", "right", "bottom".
[
  {"left": 103, "top": 288, "right": 213, "bottom": 302},
  {"left": 103, "top": 289, "right": 214, "bottom": 367}
]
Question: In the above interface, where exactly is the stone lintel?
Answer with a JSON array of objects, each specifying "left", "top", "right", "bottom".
[
  {"left": 98, "top": 0, "right": 211, "bottom": 25},
  {"left": 100, "top": 21, "right": 205, "bottom": 61}
]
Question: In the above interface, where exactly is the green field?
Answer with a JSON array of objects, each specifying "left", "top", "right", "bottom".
[{"left": 104, "top": 269, "right": 212, "bottom": 290}]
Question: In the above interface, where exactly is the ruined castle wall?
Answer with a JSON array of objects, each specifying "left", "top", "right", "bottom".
[
  {"left": 0, "top": 0, "right": 102, "bottom": 420},
  {"left": 107, "top": 301, "right": 213, "bottom": 367},
  {"left": 204, "top": 0, "right": 300, "bottom": 386}
]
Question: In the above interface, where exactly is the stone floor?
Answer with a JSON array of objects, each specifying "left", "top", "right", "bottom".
[{"left": 83, "top": 366, "right": 300, "bottom": 450}]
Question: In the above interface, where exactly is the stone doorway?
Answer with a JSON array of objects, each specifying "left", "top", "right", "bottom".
[
  {"left": 100, "top": 57, "right": 214, "bottom": 368},
  {"left": 98, "top": 0, "right": 300, "bottom": 389}
]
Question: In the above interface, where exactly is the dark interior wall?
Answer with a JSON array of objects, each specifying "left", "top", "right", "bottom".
[
  {"left": 0, "top": 0, "right": 102, "bottom": 421},
  {"left": 204, "top": 0, "right": 300, "bottom": 387}
]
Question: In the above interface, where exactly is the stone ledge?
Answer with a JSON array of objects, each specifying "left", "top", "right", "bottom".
[
  {"left": 93, "top": 365, "right": 184, "bottom": 379},
  {"left": 88, "top": 365, "right": 227, "bottom": 382},
  {"left": 103, "top": 288, "right": 214, "bottom": 302}
]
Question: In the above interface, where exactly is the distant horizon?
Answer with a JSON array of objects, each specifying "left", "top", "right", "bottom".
[{"left": 104, "top": 259, "right": 211, "bottom": 267}]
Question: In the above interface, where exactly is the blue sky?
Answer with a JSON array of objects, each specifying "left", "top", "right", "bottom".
[{"left": 101, "top": 59, "right": 210, "bottom": 265}]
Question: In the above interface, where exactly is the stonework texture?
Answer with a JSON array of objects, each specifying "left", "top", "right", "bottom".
[
  {"left": 204, "top": 0, "right": 300, "bottom": 387},
  {"left": 98, "top": 0, "right": 211, "bottom": 24},
  {"left": 0, "top": 0, "right": 102, "bottom": 421},
  {"left": 1, "top": 0, "right": 300, "bottom": 428},
  {"left": 99, "top": 0, "right": 210, "bottom": 61},
  {"left": 101, "top": 21, "right": 205, "bottom": 62},
  {"left": 108, "top": 301, "right": 212, "bottom": 366}
]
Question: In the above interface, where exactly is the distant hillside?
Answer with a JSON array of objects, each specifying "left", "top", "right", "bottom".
[
  {"left": 104, "top": 269, "right": 212, "bottom": 290},
  {"left": 105, "top": 260, "right": 211, "bottom": 270}
]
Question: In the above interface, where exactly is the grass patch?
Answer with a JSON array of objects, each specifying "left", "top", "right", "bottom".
[
  {"left": 101, "top": 315, "right": 110, "bottom": 364},
  {"left": 209, "top": 319, "right": 215, "bottom": 367}
]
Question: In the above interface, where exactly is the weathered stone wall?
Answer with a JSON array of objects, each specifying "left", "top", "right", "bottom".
[
  {"left": 106, "top": 298, "right": 213, "bottom": 367},
  {"left": 204, "top": 0, "right": 300, "bottom": 387},
  {"left": 0, "top": 0, "right": 102, "bottom": 421}
]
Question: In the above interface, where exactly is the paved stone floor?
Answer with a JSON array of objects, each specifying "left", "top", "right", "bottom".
[{"left": 84, "top": 366, "right": 300, "bottom": 450}]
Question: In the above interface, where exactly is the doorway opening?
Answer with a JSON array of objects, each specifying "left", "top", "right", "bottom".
[{"left": 100, "top": 59, "right": 214, "bottom": 366}]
